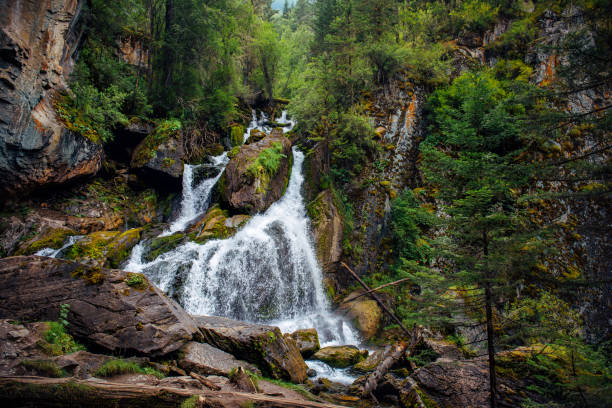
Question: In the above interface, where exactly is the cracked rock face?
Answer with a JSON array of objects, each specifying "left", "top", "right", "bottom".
[
  {"left": 0, "top": 0, "right": 102, "bottom": 195},
  {"left": 0, "top": 256, "right": 200, "bottom": 356}
]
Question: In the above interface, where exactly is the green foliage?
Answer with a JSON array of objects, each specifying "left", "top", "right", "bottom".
[
  {"left": 246, "top": 142, "right": 287, "bottom": 182},
  {"left": 330, "top": 112, "right": 378, "bottom": 183},
  {"left": 132, "top": 119, "right": 181, "bottom": 167},
  {"left": 389, "top": 190, "right": 436, "bottom": 262},
  {"left": 449, "top": 0, "right": 499, "bottom": 33},
  {"left": 41, "top": 305, "right": 85, "bottom": 356},
  {"left": 94, "top": 359, "right": 165, "bottom": 379}
]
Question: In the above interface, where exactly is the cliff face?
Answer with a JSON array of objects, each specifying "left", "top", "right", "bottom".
[{"left": 0, "top": 0, "right": 101, "bottom": 196}]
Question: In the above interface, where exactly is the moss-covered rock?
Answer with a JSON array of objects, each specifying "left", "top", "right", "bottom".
[
  {"left": 353, "top": 347, "right": 387, "bottom": 373},
  {"left": 204, "top": 143, "right": 225, "bottom": 157},
  {"left": 65, "top": 231, "right": 120, "bottom": 265},
  {"left": 222, "top": 129, "right": 292, "bottom": 214},
  {"left": 105, "top": 228, "right": 142, "bottom": 268},
  {"left": 286, "top": 328, "right": 320, "bottom": 358},
  {"left": 15, "top": 227, "right": 76, "bottom": 256},
  {"left": 245, "top": 128, "right": 266, "bottom": 144},
  {"left": 144, "top": 232, "right": 186, "bottom": 262},
  {"left": 312, "top": 346, "right": 368, "bottom": 368},
  {"left": 187, "top": 206, "right": 250, "bottom": 245},
  {"left": 307, "top": 190, "right": 342, "bottom": 273}
]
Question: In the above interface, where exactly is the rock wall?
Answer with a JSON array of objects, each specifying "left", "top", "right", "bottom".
[{"left": 0, "top": 0, "right": 102, "bottom": 196}]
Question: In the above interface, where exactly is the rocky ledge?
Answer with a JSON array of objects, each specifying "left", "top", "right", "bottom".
[{"left": 0, "top": 256, "right": 199, "bottom": 356}]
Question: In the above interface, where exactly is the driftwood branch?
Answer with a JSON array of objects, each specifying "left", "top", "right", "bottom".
[
  {"left": 189, "top": 371, "right": 221, "bottom": 391},
  {"left": 0, "top": 376, "right": 344, "bottom": 408},
  {"left": 341, "top": 262, "right": 413, "bottom": 338},
  {"left": 343, "top": 277, "right": 412, "bottom": 303}
]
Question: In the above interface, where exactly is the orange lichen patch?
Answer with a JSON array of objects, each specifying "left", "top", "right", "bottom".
[
  {"left": 539, "top": 54, "right": 558, "bottom": 87},
  {"left": 404, "top": 93, "right": 418, "bottom": 130}
]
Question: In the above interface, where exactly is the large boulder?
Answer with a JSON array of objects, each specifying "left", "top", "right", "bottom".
[
  {"left": 62, "top": 228, "right": 142, "bottom": 268},
  {"left": 131, "top": 120, "right": 184, "bottom": 191},
  {"left": 178, "top": 341, "right": 259, "bottom": 377},
  {"left": 312, "top": 346, "right": 368, "bottom": 368},
  {"left": 194, "top": 315, "right": 307, "bottom": 383},
  {"left": 220, "top": 128, "right": 292, "bottom": 214},
  {"left": 0, "top": 0, "right": 103, "bottom": 195},
  {"left": 338, "top": 291, "right": 382, "bottom": 340},
  {"left": 0, "top": 256, "right": 200, "bottom": 356},
  {"left": 286, "top": 328, "right": 320, "bottom": 358}
]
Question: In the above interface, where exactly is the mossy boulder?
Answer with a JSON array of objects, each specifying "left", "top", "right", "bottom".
[
  {"left": 222, "top": 129, "right": 292, "bottom": 214},
  {"left": 245, "top": 128, "right": 266, "bottom": 144},
  {"left": 353, "top": 347, "right": 388, "bottom": 373},
  {"left": 186, "top": 206, "right": 250, "bottom": 245},
  {"left": 338, "top": 291, "right": 383, "bottom": 340},
  {"left": 144, "top": 233, "right": 186, "bottom": 263},
  {"left": 286, "top": 329, "right": 320, "bottom": 358},
  {"left": 193, "top": 315, "right": 308, "bottom": 383},
  {"left": 65, "top": 231, "right": 120, "bottom": 265},
  {"left": 204, "top": 143, "right": 225, "bottom": 157},
  {"left": 105, "top": 228, "right": 142, "bottom": 268},
  {"left": 312, "top": 346, "right": 368, "bottom": 368},
  {"left": 131, "top": 119, "right": 184, "bottom": 191},
  {"left": 15, "top": 227, "right": 76, "bottom": 256},
  {"left": 65, "top": 229, "right": 142, "bottom": 268}
]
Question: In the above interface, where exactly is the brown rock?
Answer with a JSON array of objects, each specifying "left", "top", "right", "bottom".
[
  {"left": 308, "top": 190, "right": 343, "bottom": 273},
  {"left": 287, "top": 329, "right": 320, "bottom": 358},
  {"left": 0, "top": 0, "right": 103, "bottom": 195},
  {"left": 131, "top": 129, "right": 184, "bottom": 191},
  {"left": 338, "top": 291, "right": 382, "bottom": 340},
  {"left": 230, "top": 366, "right": 259, "bottom": 393},
  {"left": 194, "top": 315, "right": 308, "bottom": 383},
  {"left": 178, "top": 342, "right": 259, "bottom": 377},
  {"left": 53, "top": 351, "right": 113, "bottom": 379},
  {"left": 0, "top": 256, "right": 200, "bottom": 356},
  {"left": 221, "top": 129, "right": 292, "bottom": 214},
  {"left": 353, "top": 347, "right": 389, "bottom": 373}
]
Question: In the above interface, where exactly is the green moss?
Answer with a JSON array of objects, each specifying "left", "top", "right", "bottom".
[
  {"left": 106, "top": 228, "right": 142, "bottom": 268},
  {"left": 230, "top": 124, "right": 244, "bottom": 147},
  {"left": 16, "top": 227, "right": 76, "bottom": 256},
  {"left": 180, "top": 396, "right": 199, "bottom": 408},
  {"left": 124, "top": 272, "right": 147, "bottom": 290},
  {"left": 20, "top": 360, "right": 66, "bottom": 378},
  {"left": 94, "top": 359, "right": 165, "bottom": 379},
  {"left": 228, "top": 145, "right": 241, "bottom": 159},
  {"left": 54, "top": 93, "right": 103, "bottom": 144},
  {"left": 145, "top": 233, "right": 185, "bottom": 262},
  {"left": 66, "top": 231, "right": 120, "bottom": 261},
  {"left": 132, "top": 119, "right": 181, "bottom": 167},
  {"left": 70, "top": 265, "right": 106, "bottom": 285}
]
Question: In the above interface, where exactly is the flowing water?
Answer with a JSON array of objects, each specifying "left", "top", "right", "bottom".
[{"left": 35, "top": 235, "right": 82, "bottom": 258}]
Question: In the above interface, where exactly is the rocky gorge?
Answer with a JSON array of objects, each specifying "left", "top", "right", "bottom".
[{"left": 0, "top": 1, "right": 610, "bottom": 407}]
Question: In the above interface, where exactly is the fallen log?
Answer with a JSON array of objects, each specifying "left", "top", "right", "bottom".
[
  {"left": 0, "top": 376, "right": 345, "bottom": 408},
  {"left": 360, "top": 342, "right": 408, "bottom": 398},
  {"left": 189, "top": 371, "right": 221, "bottom": 391}
]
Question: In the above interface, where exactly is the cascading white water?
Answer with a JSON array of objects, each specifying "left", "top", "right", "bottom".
[
  {"left": 126, "top": 147, "right": 359, "bottom": 347},
  {"left": 35, "top": 235, "right": 82, "bottom": 258},
  {"left": 161, "top": 153, "right": 229, "bottom": 237}
]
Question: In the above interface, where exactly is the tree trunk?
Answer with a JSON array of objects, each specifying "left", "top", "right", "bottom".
[
  {"left": 360, "top": 342, "right": 408, "bottom": 398},
  {"left": 483, "top": 230, "right": 497, "bottom": 408}
]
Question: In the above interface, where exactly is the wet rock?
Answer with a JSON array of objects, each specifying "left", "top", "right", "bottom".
[
  {"left": 308, "top": 190, "right": 343, "bottom": 274},
  {"left": 0, "top": 0, "right": 103, "bottom": 195},
  {"left": 15, "top": 226, "right": 76, "bottom": 256},
  {"left": 286, "top": 328, "right": 320, "bottom": 358},
  {"left": 178, "top": 342, "right": 259, "bottom": 377},
  {"left": 187, "top": 206, "right": 244, "bottom": 244},
  {"left": 312, "top": 346, "right": 368, "bottom": 368},
  {"left": 194, "top": 315, "right": 308, "bottom": 383},
  {"left": 221, "top": 128, "right": 292, "bottom": 214},
  {"left": 338, "top": 291, "right": 382, "bottom": 340},
  {"left": 0, "top": 256, "right": 200, "bottom": 356},
  {"left": 245, "top": 128, "right": 266, "bottom": 144},
  {"left": 307, "top": 368, "right": 317, "bottom": 377}
]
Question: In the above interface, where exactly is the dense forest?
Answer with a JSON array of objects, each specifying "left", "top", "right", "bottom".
[{"left": 0, "top": 0, "right": 610, "bottom": 407}]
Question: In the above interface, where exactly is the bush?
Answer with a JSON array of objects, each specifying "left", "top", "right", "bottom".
[
  {"left": 246, "top": 142, "right": 287, "bottom": 181},
  {"left": 40, "top": 304, "right": 85, "bottom": 356}
]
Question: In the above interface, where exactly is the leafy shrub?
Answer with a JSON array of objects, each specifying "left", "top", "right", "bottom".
[
  {"left": 389, "top": 190, "right": 436, "bottom": 262},
  {"left": 450, "top": 0, "right": 499, "bottom": 33},
  {"left": 246, "top": 142, "right": 287, "bottom": 181},
  {"left": 41, "top": 304, "right": 85, "bottom": 356}
]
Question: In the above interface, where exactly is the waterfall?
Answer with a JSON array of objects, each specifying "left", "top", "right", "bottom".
[
  {"left": 35, "top": 235, "right": 82, "bottom": 258},
  {"left": 161, "top": 153, "right": 229, "bottom": 237},
  {"left": 126, "top": 147, "right": 360, "bottom": 347}
]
